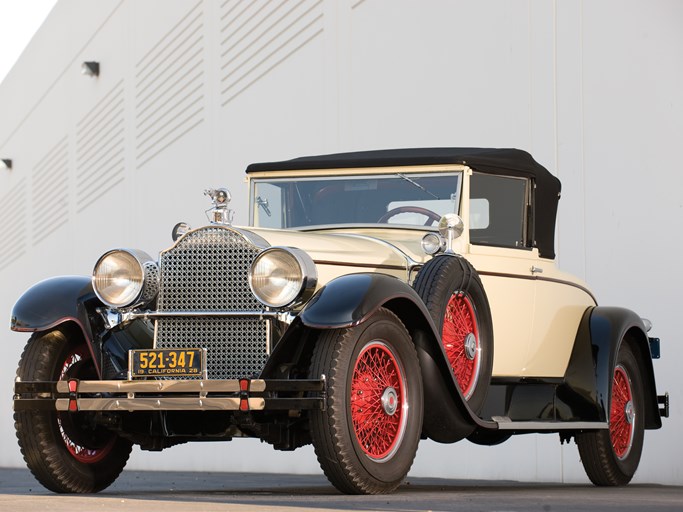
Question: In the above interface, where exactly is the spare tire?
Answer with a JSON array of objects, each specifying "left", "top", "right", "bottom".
[{"left": 413, "top": 255, "right": 493, "bottom": 413}]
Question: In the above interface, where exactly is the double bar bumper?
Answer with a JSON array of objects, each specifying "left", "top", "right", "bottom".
[{"left": 14, "top": 378, "right": 325, "bottom": 413}]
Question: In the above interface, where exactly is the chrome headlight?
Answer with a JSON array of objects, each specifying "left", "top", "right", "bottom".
[
  {"left": 421, "top": 232, "right": 445, "bottom": 255},
  {"left": 92, "top": 249, "right": 159, "bottom": 308},
  {"left": 249, "top": 247, "right": 317, "bottom": 308}
]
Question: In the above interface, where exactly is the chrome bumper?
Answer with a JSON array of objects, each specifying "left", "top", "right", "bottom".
[{"left": 13, "top": 378, "right": 325, "bottom": 413}]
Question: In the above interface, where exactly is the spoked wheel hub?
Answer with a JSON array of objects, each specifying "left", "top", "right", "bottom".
[
  {"left": 381, "top": 387, "right": 399, "bottom": 416},
  {"left": 464, "top": 332, "right": 477, "bottom": 360},
  {"left": 624, "top": 401, "right": 635, "bottom": 424}
]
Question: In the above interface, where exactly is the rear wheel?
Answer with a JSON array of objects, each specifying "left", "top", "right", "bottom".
[
  {"left": 14, "top": 326, "right": 132, "bottom": 493},
  {"left": 576, "top": 341, "right": 644, "bottom": 486},
  {"left": 309, "top": 308, "right": 423, "bottom": 494}
]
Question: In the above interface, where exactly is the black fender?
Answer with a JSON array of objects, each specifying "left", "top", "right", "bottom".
[
  {"left": 560, "top": 306, "right": 661, "bottom": 429},
  {"left": 267, "top": 272, "right": 488, "bottom": 442},
  {"left": 298, "top": 272, "right": 422, "bottom": 329},
  {"left": 11, "top": 276, "right": 105, "bottom": 375}
]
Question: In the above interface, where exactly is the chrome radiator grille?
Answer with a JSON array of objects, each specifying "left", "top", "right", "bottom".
[{"left": 154, "top": 227, "right": 268, "bottom": 379}]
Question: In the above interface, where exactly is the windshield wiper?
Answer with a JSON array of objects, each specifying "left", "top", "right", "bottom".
[
  {"left": 396, "top": 173, "right": 439, "bottom": 199},
  {"left": 256, "top": 196, "right": 271, "bottom": 217}
]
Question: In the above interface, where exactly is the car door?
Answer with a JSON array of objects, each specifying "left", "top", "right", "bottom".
[{"left": 464, "top": 172, "right": 540, "bottom": 377}]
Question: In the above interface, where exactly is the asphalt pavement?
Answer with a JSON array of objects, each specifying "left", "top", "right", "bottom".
[{"left": 0, "top": 467, "right": 681, "bottom": 512}]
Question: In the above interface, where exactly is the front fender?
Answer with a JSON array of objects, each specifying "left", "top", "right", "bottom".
[
  {"left": 299, "top": 273, "right": 428, "bottom": 329},
  {"left": 293, "top": 272, "right": 487, "bottom": 441},
  {"left": 10, "top": 275, "right": 102, "bottom": 344}
]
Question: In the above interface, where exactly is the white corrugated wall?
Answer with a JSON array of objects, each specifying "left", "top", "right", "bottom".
[{"left": 0, "top": 0, "right": 680, "bottom": 484}]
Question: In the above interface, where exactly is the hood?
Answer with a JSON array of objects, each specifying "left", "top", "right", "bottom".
[{"left": 242, "top": 226, "right": 430, "bottom": 271}]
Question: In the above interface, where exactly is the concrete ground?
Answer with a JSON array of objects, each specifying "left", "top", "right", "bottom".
[{"left": 0, "top": 468, "right": 681, "bottom": 512}]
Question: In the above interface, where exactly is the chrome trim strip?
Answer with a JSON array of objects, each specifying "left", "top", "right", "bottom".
[
  {"left": 494, "top": 420, "right": 608, "bottom": 431},
  {"left": 129, "top": 310, "right": 280, "bottom": 320},
  {"left": 56, "top": 379, "right": 267, "bottom": 393},
  {"left": 477, "top": 270, "right": 598, "bottom": 305},
  {"left": 56, "top": 397, "right": 265, "bottom": 412},
  {"left": 313, "top": 260, "right": 406, "bottom": 271}
]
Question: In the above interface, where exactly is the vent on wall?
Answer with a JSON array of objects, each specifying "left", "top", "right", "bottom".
[
  {"left": 75, "top": 79, "right": 126, "bottom": 213},
  {"left": 0, "top": 179, "right": 27, "bottom": 268},
  {"left": 32, "top": 136, "right": 69, "bottom": 245},
  {"left": 219, "top": 0, "right": 324, "bottom": 106},
  {"left": 135, "top": 0, "right": 206, "bottom": 169}
]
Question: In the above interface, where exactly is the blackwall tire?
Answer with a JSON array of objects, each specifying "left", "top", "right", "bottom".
[
  {"left": 413, "top": 255, "right": 493, "bottom": 413},
  {"left": 14, "top": 327, "right": 132, "bottom": 493},
  {"left": 309, "top": 308, "right": 423, "bottom": 494},
  {"left": 576, "top": 341, "right": 645, "bottom": 486}
]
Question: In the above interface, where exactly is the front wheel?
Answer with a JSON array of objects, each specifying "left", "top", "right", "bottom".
[
  {"left": 14, "top": 326, "right": 132, "bottom": 493},
  {"left": 309, "top": 308, "right": 423, "bottom": 494},
  {"left": 576, "top": 341, "right": 645, "bottom": 486}
]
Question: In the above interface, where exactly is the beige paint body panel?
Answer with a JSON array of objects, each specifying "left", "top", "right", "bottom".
[
  {"left": 245, "top": 163, "right": 597, "bottom": 379},
  {"left": 465, "top": 245, "right": 537, "bottom": 376},
  {"left": 464, "top": 245, "right": 596, "bottom": 378},
  {"left": 244, "top": 226, "right": 418, "bottom": 285}
]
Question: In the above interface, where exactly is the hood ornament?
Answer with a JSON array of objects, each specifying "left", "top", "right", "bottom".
[{"left": 205, "top": 188, "right": 234, "bottom": 226}]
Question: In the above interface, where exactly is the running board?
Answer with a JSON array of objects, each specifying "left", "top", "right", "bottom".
[{"left": 491, "top": 417, "right": 608, "bottom": 431}]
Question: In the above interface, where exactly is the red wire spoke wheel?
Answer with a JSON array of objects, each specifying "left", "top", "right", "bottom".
[
  {"left": 442, "top": 293, "right": 481, "bottom": 399},
  {"left": 609, "top": 365, "right": 636, "bottom": 460},
  {"left": 57, "top": 345, "right": 116, "bottom": 464},
  {"left": 309, "top": 308, "right": 423, "bottom": 494},
  {"left": 576, "top": 341, "right": 645, "bottom": 486},
  {"left": 351, "top": 342, "right": 407, "bottom": 461}
]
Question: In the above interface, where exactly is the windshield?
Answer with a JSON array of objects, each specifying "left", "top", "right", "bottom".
[{"left": 251, "top": 172, "right": 461, "bottom": 229}]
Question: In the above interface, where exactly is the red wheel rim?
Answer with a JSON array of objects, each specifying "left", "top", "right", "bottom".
[
  {"left": 58, "top": 423, "right": 116, "bottom": 464},
  {"left": 58, "top": 346, "right": 115, "bottom": 464},
  {"left": 610, "top": 365, "right": 635, "bottom": 460},
  {"left": 350, "top": 341, "right": 407, "bottom": 461},
  {"left": 442, "top": 293, "right": 480, "bottom": 399}
]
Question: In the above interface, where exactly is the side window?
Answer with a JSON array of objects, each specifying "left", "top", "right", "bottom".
[{"left": 470, "top": 173, "right": 530, "bottom": 249}]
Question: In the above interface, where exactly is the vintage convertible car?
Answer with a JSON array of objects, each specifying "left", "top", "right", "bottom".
[{"left": 12, "top": 148, "right": 668, "bottom": 494}]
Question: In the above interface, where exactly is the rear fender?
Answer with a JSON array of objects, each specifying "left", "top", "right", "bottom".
[
  {"left": 274, "top": 272, "right": 482, "bottom": 441},
  {"left": 562, "top": 306, "right": 661, "bottom": 429}
]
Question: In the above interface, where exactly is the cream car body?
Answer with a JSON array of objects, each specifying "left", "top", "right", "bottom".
[{"left": 247, "top": 163, "right": 595, "bottom": 378}]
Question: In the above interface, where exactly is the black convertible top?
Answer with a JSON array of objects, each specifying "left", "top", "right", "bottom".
[{"left": 246, "top": 148, "right": 561, "bottom": 259}]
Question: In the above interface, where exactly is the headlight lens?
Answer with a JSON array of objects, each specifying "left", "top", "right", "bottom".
[
  {"left": 93, "top": 249, "right": 157, "bottom": 308},
  {"left": 249, "top": 248, "right": 317, "bottom": 308}
]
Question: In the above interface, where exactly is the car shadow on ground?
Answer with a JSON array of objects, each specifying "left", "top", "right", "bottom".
[{"left": 2, "top": 468, "right": 682, "bottom": 512}]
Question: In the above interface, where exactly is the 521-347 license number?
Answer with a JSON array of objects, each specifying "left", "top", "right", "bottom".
[{"left": 129, "top": 348, "right": 203, "bottom": 377}]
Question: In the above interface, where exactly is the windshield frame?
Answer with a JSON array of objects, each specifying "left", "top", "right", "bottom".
[{"left": 248, "top": 168, "right": 464, "bottom": 230}]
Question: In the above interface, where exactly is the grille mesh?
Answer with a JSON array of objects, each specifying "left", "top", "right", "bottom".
[{"left": 155, "top": 227, "right": 268, "bottom": 379}]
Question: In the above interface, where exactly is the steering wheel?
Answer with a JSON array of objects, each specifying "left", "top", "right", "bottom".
[{"left": 378, "top": 206, "right": 441, "bottom": 226}]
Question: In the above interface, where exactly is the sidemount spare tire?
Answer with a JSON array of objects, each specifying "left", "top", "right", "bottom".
[{"left": 413, "top": 254, "right": 494, "bottom": 414}]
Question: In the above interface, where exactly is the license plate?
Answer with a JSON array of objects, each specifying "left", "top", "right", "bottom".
[{"left": 130, "top": 349, "right": 204, "bottom": 377}]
